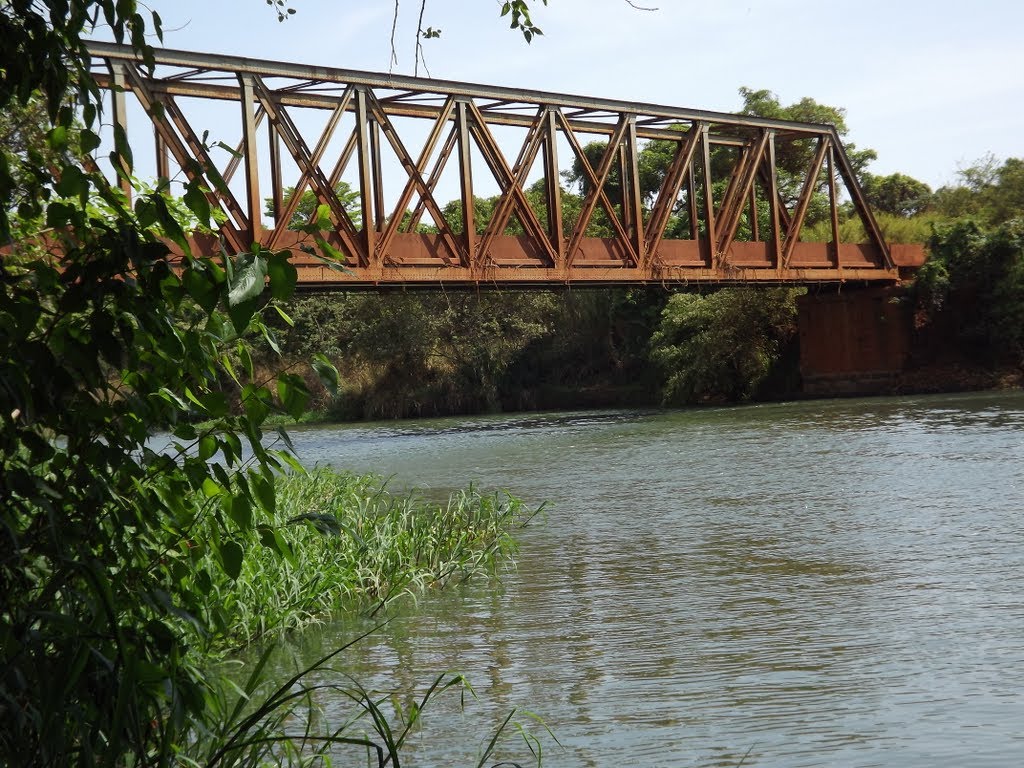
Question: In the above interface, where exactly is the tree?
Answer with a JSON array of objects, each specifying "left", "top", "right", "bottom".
[
  {"left": 861, "top": 171, "right": 933, "bottom": 217},
  {"left": 736, "top": 88, "right": 877, "bottom": 226},
  {"left": 916, "top": 218, "right": 1024, "bottom": 362},
  {"left": 265, "top": 181, "right": 361, "bottom": 228},
  {"left": 650, "top": 288, "right": 801, "bottom": 404},
  {"left": 932, "top": 155, "right": 1024, "bottom": 226}
]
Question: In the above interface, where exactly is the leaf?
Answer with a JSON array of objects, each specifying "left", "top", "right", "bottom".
[
  {"left": 198, "top": 435, "right": 217, "bottom": 461},
  {"left": 267, "top": 251, "right": 298, "bottom": 300},
  {"left": 47, "top": 125, "right": 68, "bottom": 150},
  {"left": 288, "top": 512, "right": 342, "bottom": 537},
  {"left": 228, "top": 253, "right": 269, "bottom": 307},
  {"left": 252, "top": 473, "right": 276, "bottom": 514},
  {"left": 215, "top": 140, "right": 243, "bottom": 159},
  {"left": 79, "top": 129, "right": 101, "bottom": 155},
  {"left": 153, "top": 193, "right": 190, "bottom": 256},
  {"left": 314, "top": 236, "right": 346, "bottom": 263},
  {"left": 183, "top": 182, "right": 212, "bottom": 226},
  {"left": 55, "top": 164, "right": 87, "bottom": 199},
  {"left": 238, "top": 342, "right": 254, "bottom": 378},
  {"left": 312, "top": 354, "right": 339, "bottom": 395},
  {"left": 271, "top": 303, "right": 294, "bottom": 326},
  {"left": 228, "top": 494, "right": 253, "bottom": 530},
  {"left": 200, "top": 391, "right": 229, "bottom": 418},
  {"left": 228, "top": 297, "right": 260, "bottom": 335},
  {"left": 276, "top": 373, "right": 310, "bottom": 420},
  {"left": 183, "top": 267, "right": 219, "bottom": 313},
  {"left": 113, "top": 122, "right": 134, "bottom": 175},
  {"left": 201, "top": 477, "right": 223, "bottom": 498},
  {"left": 241, "top": 384, "right": 271, "bottom": 424},
  {"left": 220, "top": 540, "right": 244, "bottom": 581}
]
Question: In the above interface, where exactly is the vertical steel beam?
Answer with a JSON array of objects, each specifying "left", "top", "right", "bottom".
[
  {"left": 223, "top": 106, "right": 265, "bottom": 184},
  {"left": 238, "top": 74, "right": 262, "bottom": 245},
  {"left": 456, "top": 100, "right": 476, "bottom": 265},
  {"left": 370, "top": 121, "right": 386, "bottom": 233},
  {"left": 354, "top": 88, "right": 377, "bottom": 262},
  {"left": 108, "top": 62, "right": 132, "bottom": 201},
  {"left": 829, "top": 127, "right": 893, "bottom": 268},
  {"left": 827, "top": 144, "right": 841, "bottom": 266},
  {"left": 749, "top": 184, "right": 760, "bottom": 242},
  {"left": 700, "top": 126, "right": 716, "bottom": 265},
  {"left": 767, "top": 131, "right": 783, "bottom": 272},
  {"left": 154, "top": 128, "right": 169, "bottom": 181},
  {"left": 374, "top": 97, "right": 458, "bottom": 263},
  {"left": 266, "top": 95, "right": 351, "bottom": 248},
  {"left": 120, "top": 62, "right": 247, "bottom": 251},
  {"left": 782, "top": 136, "right": 829, "bottom": 267},
  {"left": 561, "top": 113, "right": 635, "bottom": 266},
  {"left": 623, "top": 117, "right": 645, "bottom": 266},
  {"left": 686, "top": 164, "right": 698, "bottom": 240},
  {"left": 717, "top": 131, "right": 769, "bottom": 256},
  {"left": 543, "top": 109, "right": 565, "bottom": 263},
  {"left": 268, "top": 125, "right": 283, "bottom": 227},
  {"left": 645, "top": 125, "right": 701, "bottom": 260}
]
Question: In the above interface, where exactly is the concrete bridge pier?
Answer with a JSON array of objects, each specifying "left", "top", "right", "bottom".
[{"left": 798, "top": 286, "right": 914, "bottom": 396}]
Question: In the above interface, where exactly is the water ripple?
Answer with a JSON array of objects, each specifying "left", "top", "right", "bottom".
[{"left": 287, "top": 391, "right": 1024, "bottom": 767}]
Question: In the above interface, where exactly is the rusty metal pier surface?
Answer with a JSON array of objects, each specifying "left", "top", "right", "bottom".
[{"left": 86, "top": 42, "right": 924, "bottom": 288}]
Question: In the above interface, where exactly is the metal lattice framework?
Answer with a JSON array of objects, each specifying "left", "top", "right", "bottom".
[{"left": 87, "top": 42, "right": 923, "bottom": 287}]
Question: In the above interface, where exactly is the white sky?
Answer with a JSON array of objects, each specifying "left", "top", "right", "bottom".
[{"left": 111, "top": 0, "right": 1022, "bottom": 191}]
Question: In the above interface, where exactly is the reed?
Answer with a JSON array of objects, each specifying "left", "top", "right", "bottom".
[{"left": 188, "top": 468, "right": 538, "bottom": 651}]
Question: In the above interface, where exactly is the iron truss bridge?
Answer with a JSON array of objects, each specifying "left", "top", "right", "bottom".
[{"left": 86, "top": 42, "right": 924, "bottom": 288}]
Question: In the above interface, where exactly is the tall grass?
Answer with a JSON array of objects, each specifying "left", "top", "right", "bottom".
[
  {"left": 174, "top": 469, "right": 548, "bottom": 767},
  {"left": 189, "top": 469, "right": 539, "bottom": 651}
]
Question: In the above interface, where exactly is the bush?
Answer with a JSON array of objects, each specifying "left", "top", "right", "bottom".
[{"left": 650, "top": 288, "right": 801, "bottom": 404}]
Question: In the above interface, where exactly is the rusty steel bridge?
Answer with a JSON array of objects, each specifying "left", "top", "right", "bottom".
[{"left": 86, "top": 42, "right": 924, "bottom": 289}]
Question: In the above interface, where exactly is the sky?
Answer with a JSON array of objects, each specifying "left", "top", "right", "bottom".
[{"left": 95, "top": 0, "right": 1023, "bottom": 192}]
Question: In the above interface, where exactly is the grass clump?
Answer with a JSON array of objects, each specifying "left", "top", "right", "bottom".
[{"left": 188, "top": 468, "right": 538, "bottom": 650}]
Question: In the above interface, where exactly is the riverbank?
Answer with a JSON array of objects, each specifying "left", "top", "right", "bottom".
[{"left": 253, "top": 357, "right": 1021, "bottom": 429}]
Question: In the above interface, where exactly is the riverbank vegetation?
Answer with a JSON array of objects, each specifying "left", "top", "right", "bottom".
[
  {"left": 0, "top": 3, "right": 549, "bottom": 766},
  {"left": 191, "top": 469, "right": 536, "bottom": 650}
]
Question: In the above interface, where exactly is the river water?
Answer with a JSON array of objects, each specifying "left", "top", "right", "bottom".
[{"left": 280, "top": 391, "right": 1024, "bottom": 767}]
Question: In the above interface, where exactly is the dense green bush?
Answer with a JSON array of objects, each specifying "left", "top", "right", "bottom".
[
  {"left": 916, "top": 219, "right": 1024, "bottom": 363},
  {"left": 650, "top": 288, "right": 801, "bottom": 404}
]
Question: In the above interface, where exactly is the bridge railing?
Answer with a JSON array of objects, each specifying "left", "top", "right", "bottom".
[{"left": 85, "top": 42, "right": 922, "bottom": 287}]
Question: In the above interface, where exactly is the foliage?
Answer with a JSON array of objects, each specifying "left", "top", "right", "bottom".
[
  {"left": 0, "top": 3, "right": 549, "bottom": 766},
  {"left": 737, "top": 87, "right": 876, "bottom": 178},
  {"left": 650, "top": 288, "right": 801, "bottom": 404},
  {"left": 269, "top": 291, "right": 559, "bottom": 419},
  {"left": 0, "top": 166, "right": 334, "bottom": 765},
  {"left": 915, "top": 218, "right": 1024, "bottom": 362},
  {"left": 187, "top": 468, "right": 538, "bottom": 647},
  {"left": 265, "top": 181, "right": 361, "bottom": 229},
  {"left": 860, "top": 171, "right": 933, "bottom": 217},
  {"left": 932, "top": 155, "right": 1024, "bottom": 226},
  {"left": 804, "top": 210, "right": 944, "bottom": 245}
]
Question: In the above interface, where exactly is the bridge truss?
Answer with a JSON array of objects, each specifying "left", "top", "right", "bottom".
[{"left": 86, "top": 42, "right": 922, "bottom": 288}]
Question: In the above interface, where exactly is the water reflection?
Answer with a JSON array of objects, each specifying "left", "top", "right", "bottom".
[{"left": 279, "top": 391, "right": 1024, "bottom": 767}]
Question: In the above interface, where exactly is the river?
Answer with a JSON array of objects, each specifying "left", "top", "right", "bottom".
[{"left": 278, "top": 391, "right": 1024, "bottom": 767}]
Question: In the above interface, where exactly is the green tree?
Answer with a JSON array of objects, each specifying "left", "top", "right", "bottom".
[
  {"left": 861, "top": 171, "right": 933, "bottom": 217},
  {"left": 932, "top": 155, "right": 1024, "bottom": 226},
  {"left": 650, "top": 288, "right": 801, "bottom": 404},
  {"left": 265, "top": 181, "right": 361, "bottom": 228},
  {"left": 916, "top": 218, "right": 1024, "bottom": 362}
]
